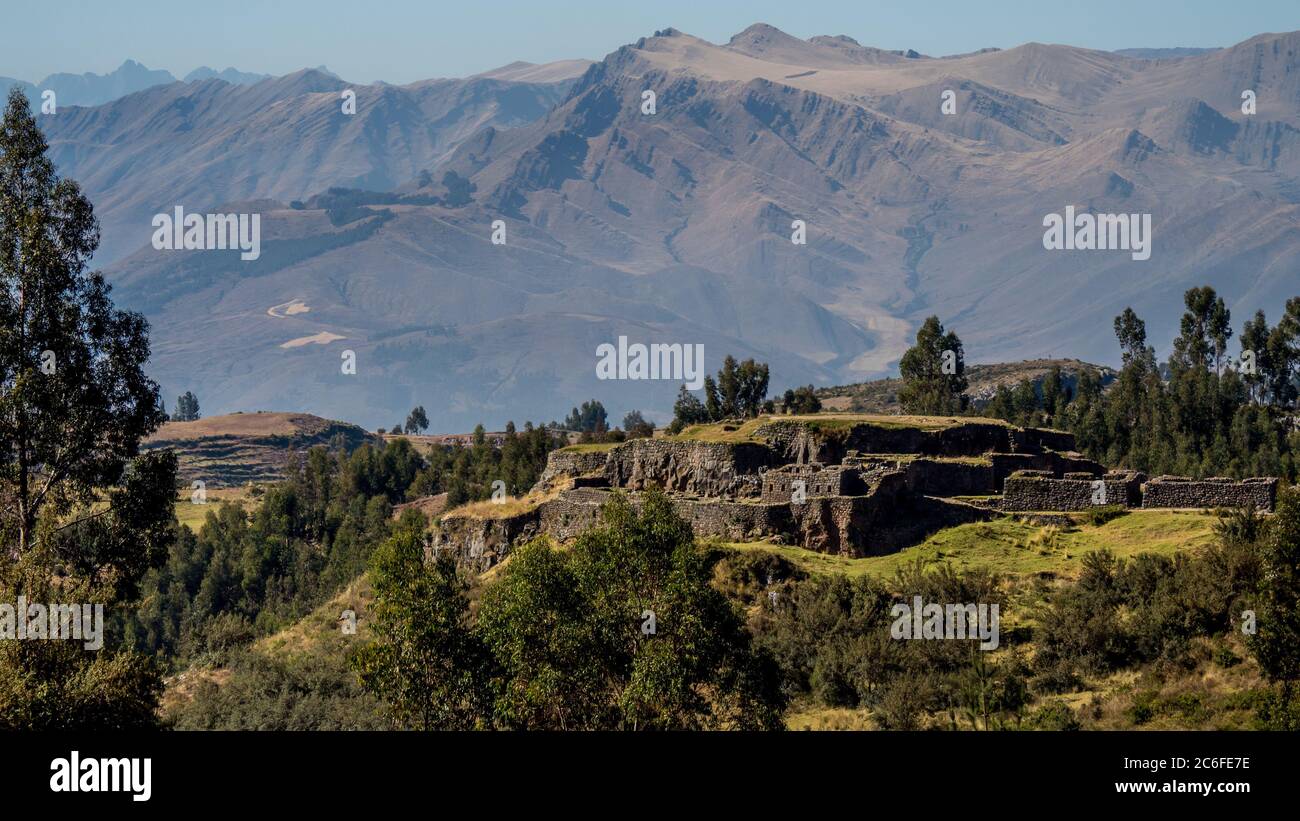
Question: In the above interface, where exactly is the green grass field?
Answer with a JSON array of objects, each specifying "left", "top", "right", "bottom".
[
  {"left": 172, "top": 486, "right": 258, "bottom": 531},
  {"left": 671, "top": 413, "right": 1010, "bottom": 445},
  {"left": 559, "top": 442, "right": 621, "bottom": 453},
  {"left": 722, "top": 509, "right": 1219, "bottom": 580}
]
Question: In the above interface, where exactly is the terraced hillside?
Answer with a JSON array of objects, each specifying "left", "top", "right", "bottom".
[{"left": 144, "top": 411, "right": 377, "bottom": 486}]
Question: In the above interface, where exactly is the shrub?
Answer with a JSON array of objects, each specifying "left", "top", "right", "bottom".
[
  {"left": 1084, "top": 505, "right": 1128, "bottom": 527},
  {"left": 1023, "top": 700, "right": 1082, "bottom": 731}
]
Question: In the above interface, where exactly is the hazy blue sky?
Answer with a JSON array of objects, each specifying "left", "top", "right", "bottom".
[{"left": 5, "top": 0, "right": 1297, "bottom": 83}]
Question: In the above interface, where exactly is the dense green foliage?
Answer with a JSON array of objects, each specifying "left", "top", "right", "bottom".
[
  {"left": 897, "top": 316, "right": 968, "bottom": 416},
  {"left": 621, "top": 410, "right": 655, "bottom": 439},
  {"left": 126, "top": 425, "right": 558, "bottom": 670},
  {"left": 1248, "top": 488, "right": 1300, "bottom": 728},
  {"left": 171, "top": 645, "right": 386, "bottom": 730},
  {"left": 670, "top": 355, "right": 772, "bottom": 432},
  {"left": 355, "top": 490, "right": 786, "bottom": 729},
  {"left": 780, "top": 385, "right": 822, "bottom": 414},
  {"left": 975, "top": 288, "right": 1300, "bottom": 479},
  {"left": 562, "top": 399, "right": 608, "bottom": 433},
  {"left": 403, "top": 405, "right": 428, "bottom": 434},
  {"left": 408, "top": 421, "right": 558, "bottom": 506},
  {"left": 171, "top": 391, "right": 200, "bottom": 421},
  {"left": 351, "top": 515, "right": 492, "bottom": 730},
  {"left": 743, "top": 489, "right": 1300, "bottom": 729},
  {"left": 749, "top": 559, "right": 1023, "bottom": 729},
  {"left": 0, "top": 88, "right": 176, "bottom": 729}
]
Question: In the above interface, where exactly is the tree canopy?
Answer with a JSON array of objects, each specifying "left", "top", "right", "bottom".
[{"left": 0, "top": 87, "right": 175, "bottom": 728}]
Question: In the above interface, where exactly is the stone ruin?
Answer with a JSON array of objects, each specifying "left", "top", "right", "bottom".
[
  {"left": 760, "top": 462, "right": 869, "bottom": 501},
  {"left": 1001, "top": 470, "right": 1277, "bottom": 512},
  {"left": 430, "top": 417, "right": 1280, "bottom": 570},
  {"left": 1141, "top": 476, "right": 1278, "bottom": 510}
]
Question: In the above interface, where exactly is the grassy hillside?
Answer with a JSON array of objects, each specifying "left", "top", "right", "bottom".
[
  {"left": 722, "top": 509, "right": 1217, "bottom": 580},
  {"left": 671, "top": 412, "right": 1013, "bottom": 445}
]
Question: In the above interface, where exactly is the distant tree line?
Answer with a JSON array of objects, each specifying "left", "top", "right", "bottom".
[
  {"left": 171, "top": 391, "right": 201, "bottom": 421},
  {"left": 410, "top": 421, "right": 560, "bottom": 506},
  {"left": 670, "top": 356, "right": 772, "bottom": 432},
  {"left": 898, "top": 287, "right": 1300, "bottom": 479}
]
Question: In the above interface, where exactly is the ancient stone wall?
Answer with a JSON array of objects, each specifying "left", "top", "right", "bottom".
[
  {"left": 539, "top": 422, "right": 1087, "bottom": 501},
  {"left": 535, "top": 448, "right": 612, "bottom": 489},
  {"left": 439, "top": 466, "right": 1000, "bottom": 567},
  {"left": 536, "top": 488, "right": 791, "bottom": 543},
  {"left": 1009, "top": 427, "right": 1077, "bottom": 453},
  {"left": 461, "top": 419, "right": 1280, "bottom": 569},
  {"left": 1142, "top": 476, "right": 1278, "bottom": 511},
  {"left": 988, "top": 452, "right": 1104, "bottom": 490},
  {"left": 760, "top": 463, "right": 865, "bottom": 502},
  {"left": 922, "top": 423, "right": 1014, "bottom": 456},
  {"left": 901, "top": 459, "right": 996, "bottom": 496},
  {"left": 782, "top": 471, "right": 908, "bottom": 556},
  {"left": 537, "top": 473, "right": 957, "bottom": 558},
  {"left": 675, "top": 498, "right": 792, "bottom": 542},
  {"left": 755, "top": 420, "right": 1025, "bottom": 462},
  {"left": 1001, "top": 471, "right": 1143, "bottom": 511},
  {"left": 536, "top": 487, "right": 607, "bottom": 541},
  {"left": 753, "top": 420, "right": 837, "bottom": 463},
  {"left": 785, "top": 484, "right": 990, "bottom": 557},
  {"left": 843, "top": 423, "right": 986, "bottom": 457}
]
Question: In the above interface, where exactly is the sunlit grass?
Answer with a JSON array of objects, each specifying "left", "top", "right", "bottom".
[
  {"left": 722, "top": 509, "right": 1219, "bottom": 581},
  {"left": 173, "top": 485, "right": 259, "bottom": 531}
]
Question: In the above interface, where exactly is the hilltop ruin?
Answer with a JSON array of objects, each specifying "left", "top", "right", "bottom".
[{"left": 430, "top": 415, "right": 1278, "bottom": 569}]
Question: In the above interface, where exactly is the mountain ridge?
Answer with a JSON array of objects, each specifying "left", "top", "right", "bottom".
[{"left": 52, "top": 23, "right": 1300, "bottom": 430}]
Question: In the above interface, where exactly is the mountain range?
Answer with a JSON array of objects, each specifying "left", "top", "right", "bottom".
[
  {"left": 29, "top": 25, "right": 1300, "bottom": 431},
  {"left": 0, "top": 59, "right": 282, "bottom": 110}
]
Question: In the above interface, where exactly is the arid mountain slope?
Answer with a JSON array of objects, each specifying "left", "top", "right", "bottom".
[
  {"left": 92, "top": 25, "right": 1300, "bottom": 430},
  {"left": 40, "top": 68, "right": 580, "bottom": 262}
]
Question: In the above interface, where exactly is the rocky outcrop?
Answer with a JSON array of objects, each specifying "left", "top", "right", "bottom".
[
  {"left": 603, "top": 439, "right": 776, "bottom": 498},
  {"left": 429, "top": 507, "right": 542, "bottom": 571},
  {"left": 535, "top": 448, "right": 612, "bottom": 488},
  {"left": 754, "top": 421, "right": 835, "bottom": 463},
  {"left": 535, "top": 487, "right": 789, "bottom": 543},
  {"left": 527, "top": 471, "right": 989, "bottom": 559},
  {"left": 900, "top": 459, "right": 995, "bottom": 496},
  {"left": 754, "top": 419, "right": 1077, "bottom": 462}
]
